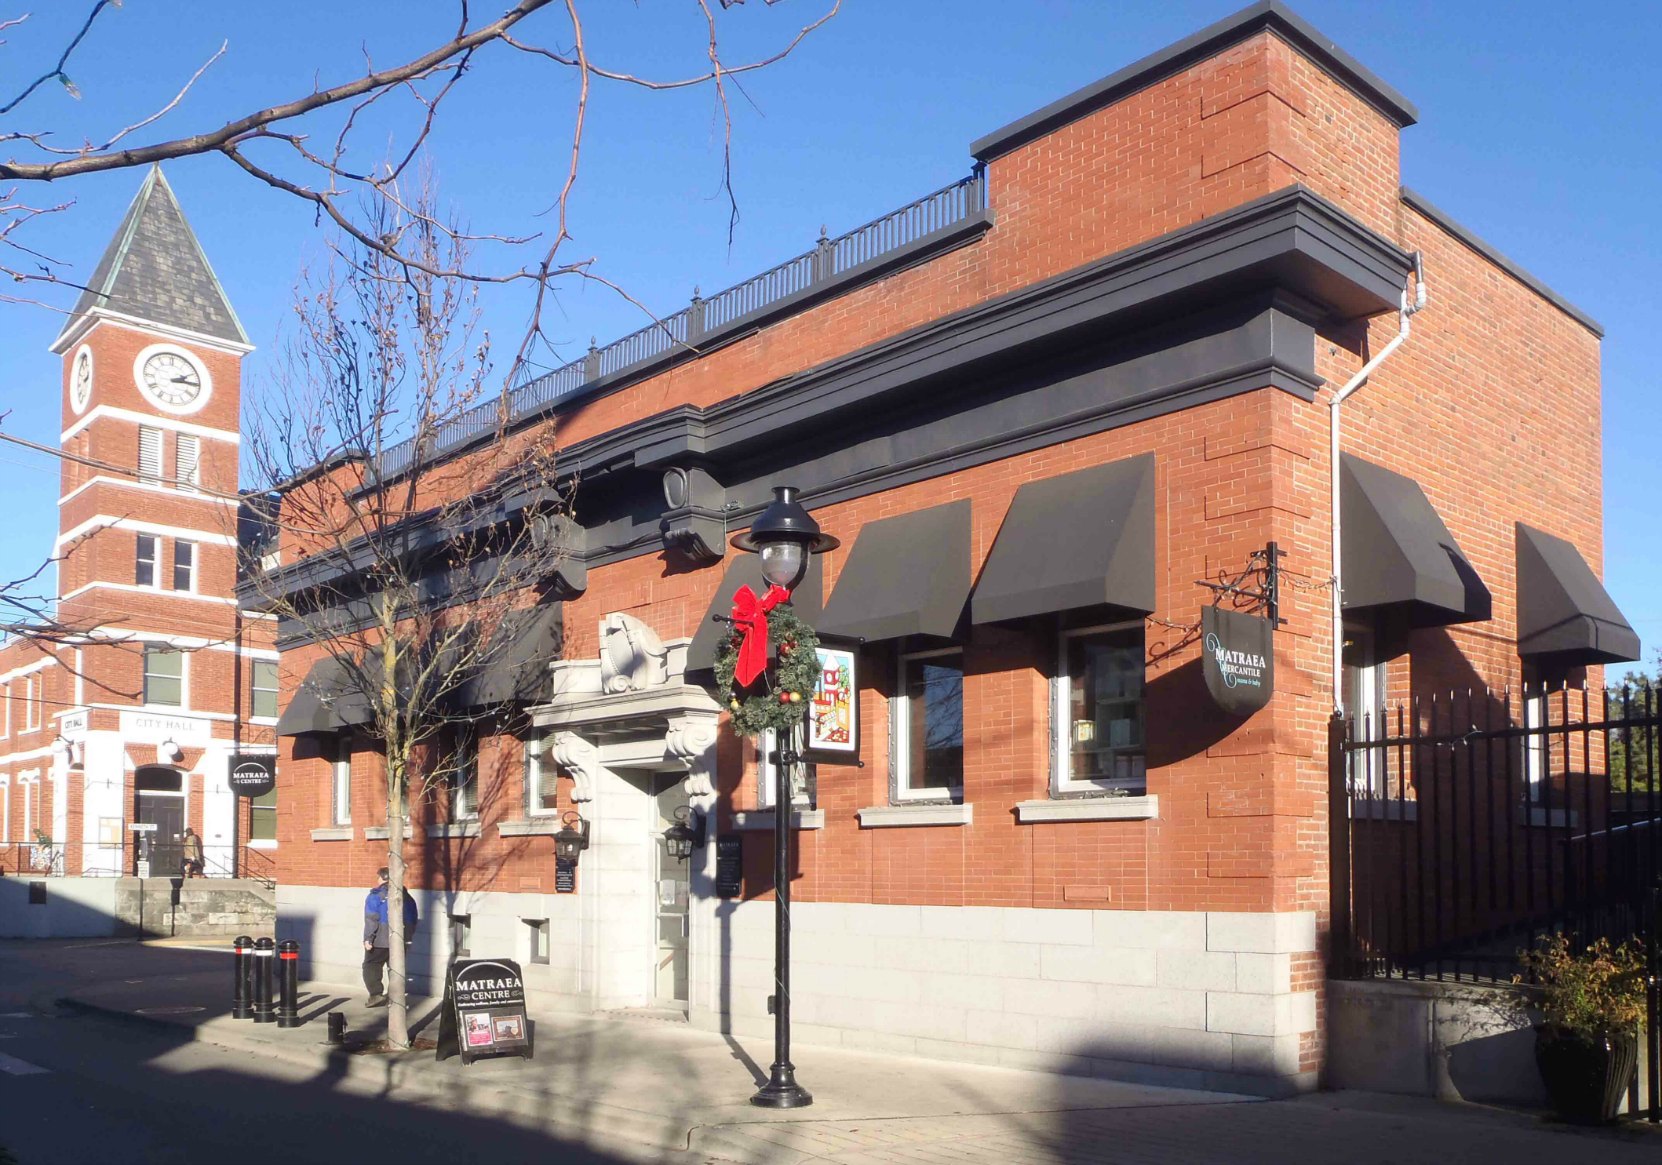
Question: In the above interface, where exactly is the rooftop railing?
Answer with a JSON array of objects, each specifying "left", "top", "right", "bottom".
[{"left": 377, "top": 170, "right": 988, "bottom": 479}]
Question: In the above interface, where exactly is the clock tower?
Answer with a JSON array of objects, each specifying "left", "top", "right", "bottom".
[{"left": 5, "top": 164, "right": 280, "bottom": 882}]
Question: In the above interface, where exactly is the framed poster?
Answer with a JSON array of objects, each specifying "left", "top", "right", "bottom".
[{"left": 804, "top": 637, "right": 860, "bottom": 766}]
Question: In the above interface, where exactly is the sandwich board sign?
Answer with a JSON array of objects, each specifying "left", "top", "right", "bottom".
[{"left": 435, "top": 957, "right": 533, "bottom": 1064}]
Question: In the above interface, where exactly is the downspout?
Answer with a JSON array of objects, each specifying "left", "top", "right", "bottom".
[{"left": 1330, "top": 252, "right": 1426, "bottom": 715}]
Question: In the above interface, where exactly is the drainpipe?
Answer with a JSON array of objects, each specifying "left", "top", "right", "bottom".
[{"left": 1330, "top": 253, "right": 1426, "bottom": 716}]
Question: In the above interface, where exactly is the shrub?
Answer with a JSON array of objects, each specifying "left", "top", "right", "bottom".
[{"left": 1512, "top": 934, "right": 1646, "bottom": 1035}]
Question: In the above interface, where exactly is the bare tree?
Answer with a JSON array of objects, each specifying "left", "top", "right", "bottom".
[
  {"left": 1, "top": 0, "right": 838, "bottom": 371},
  {"left": 244, "top": 178, "right": 576, "bottom": 1048}
]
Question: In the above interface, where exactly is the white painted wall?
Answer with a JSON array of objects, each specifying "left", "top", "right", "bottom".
[
  {"left": 200, "top": 745, "right": 236, "bottom": 874},
  {"left": 79, "top": 733, "right": 126, "bottom": 875},
  {"left": 0, "top": 875, "right": 119, "bottom": 938}
]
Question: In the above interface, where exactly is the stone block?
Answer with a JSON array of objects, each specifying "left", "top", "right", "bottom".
[
  {"left": 1205, "top": 990, "right": 1315, "bottom": 1036},
  {"left": 919, "top": 905, "right": 1004, "bottom": 942},
  {"left": 1040, "top": 945, "right": 1158, "bottom": 986},
  {"left": 1233, "top": 953, "right": 1291, "bottom": 994},
  {"left": 1093, "top": 910, "right": 1206, "bottom": 951},
  {"left": 1002, "top": 908, "right": 1094, "bottom": 946},
  {"left": 964, "top": 1008, "right": 1039, "bottom": 1051},
  {"left": 1000, "top": 977, "right": 1095, "bottom": 1018},
  {"left": 1230, "top": 1033, "right": 1302, "bottom": 1075},
  {"left": 1205, "top": 911, "right": 1316, "bottom": 954},
  {"left": 1155, "top": 950, "right": 1236, "bottom": 992},
  {"left": 1093, "top": 985, "right": 1208, "bottom": 1030}
]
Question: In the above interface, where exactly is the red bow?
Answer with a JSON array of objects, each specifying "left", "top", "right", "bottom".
[{"left": 730, "top": 583, "right": 791, "bottom": 688}]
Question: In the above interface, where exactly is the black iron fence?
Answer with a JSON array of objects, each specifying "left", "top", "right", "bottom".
[{"left": 1330, "top": 683, "right": 1660, "bottom": 1120}]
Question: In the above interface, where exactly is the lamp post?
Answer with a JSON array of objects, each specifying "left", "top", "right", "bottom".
[{"left": 731, "top": 486, "right": 838, "bottom": 1110}]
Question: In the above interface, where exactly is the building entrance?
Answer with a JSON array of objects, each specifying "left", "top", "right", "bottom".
[
  {"left": 134, "top": 766, "right": 185, "bottom": 877},
  {"left": 651, "top": 775, "right": 691, "bottom": 1009}
]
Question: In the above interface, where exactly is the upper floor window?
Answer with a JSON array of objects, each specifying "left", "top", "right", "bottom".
[
  {"left": 137, "top": 426, "right": 163, "bottom": 484},
  {"left": 135, "top": 534, "right": 158, "bottom": 587},
  {"left": 250, "top": 659, "right": 278, "bottom": 720},
  {"left": 1054, "top": 624, "right": 1145, "bottom": 795},
  {"left": 172, "top": 540, "right": 195, "bottom": 592},
  {"left": 891, "top": 649, "right": 964, "bottom": 802},
  {"left": 442, "top": 727, "right": 479, "bottom": 820},
  {"left": 250, "top": 785, "right": 277, "bottom": 842},
  {"left": 23, "top": 676, "right": 39, "bottom": 731},
  {"left": 175, "top": 434, "right": 201, "bottom": 491},
  {"left": 142, "top": 645, "right": 184, "bottom": 707}
]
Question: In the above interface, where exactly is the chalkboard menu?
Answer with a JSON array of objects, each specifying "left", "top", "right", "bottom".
[
  {"left": 714, "top": 835, "right": 743, "bottom": 898},
  {"left": 436, "top": 958, "right": 533, "bottom": 1064},
  {"left": 554, "top": 856, "right": 577, "bottom": 894}
]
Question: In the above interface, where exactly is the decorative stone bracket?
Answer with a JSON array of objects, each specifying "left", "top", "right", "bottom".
[
  {"left": 551, "top": 731, "right": 599, "bottom": 803},
  {"left": 665, "top": 712, "right": 720, "bottom": 798}
]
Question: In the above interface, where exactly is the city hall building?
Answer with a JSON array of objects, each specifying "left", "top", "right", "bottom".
[
  {"left": 267, "top": 2, "right": 1635, "bottom": 1094},
  {"left": 0, "top": 168, "right": 278, "bottom": 887}
]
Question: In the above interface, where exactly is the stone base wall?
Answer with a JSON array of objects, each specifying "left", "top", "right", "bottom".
[{"left": 279, "top": 883, "right": 1317, "bottom": 1094}]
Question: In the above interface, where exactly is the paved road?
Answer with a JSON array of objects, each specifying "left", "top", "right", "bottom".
[{"left": 0, "top": 941, "right": 692, "bottom": 1165}]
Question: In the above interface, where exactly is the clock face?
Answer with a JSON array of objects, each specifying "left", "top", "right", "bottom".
[
  {"left": 70, "top": 347, "right": 94, "bottom": 415},
  {"left": 133, "top": 345, "right": 211, "bottom": 413}
]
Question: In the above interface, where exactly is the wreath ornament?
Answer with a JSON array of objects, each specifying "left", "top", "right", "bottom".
[{"left": 715, "top": 585, "right": 821, "bottom": 738}]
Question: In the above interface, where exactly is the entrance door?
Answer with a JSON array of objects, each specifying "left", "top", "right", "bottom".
[
  {"left": 135, "top": 767, "right": 185, "bottom": 877},
  {"left": 652, "top": 776, "right": 691, "bottom": 1008}
]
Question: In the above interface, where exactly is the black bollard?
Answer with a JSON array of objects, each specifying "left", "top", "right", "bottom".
[
  {"left": 231, "top": 935, "right": 254, "bottom": 1019},
  {"left": 276, "top": 939, "right": 301, "bottom": 1028},
  {"left": 327, "top": 1011, "right": 346, "bottom": 1046},
  {"left": 251, "top": 937, "right": 276, "bottom": 1023}
]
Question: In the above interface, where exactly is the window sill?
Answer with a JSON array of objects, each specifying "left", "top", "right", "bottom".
[
  {"left": 1016, "top": 795, "right": 1158, "bottom": 823},
  {"left": 310, "top": 827, "right": 354, "bottom": 842},
  {"left": 362, "top": 823, "right": 414, "bottom": 840},
  {"left": 248, "top": 839, "right": 278, "bottom": 850},
  {"left": 731, "top": 809, "right": 825, "bottom": 832},
  {"left": 426, "top": 822, "right": 481, "bottom": 839},
  {"left": 857, "top": 803, "right": 972, "bottom": 828},
  {"left": 1351, "top": 799, "right": 1417, "bottom": 822},
  {"left": 498, "top": 819, "right": 562, "bottom": 837}
]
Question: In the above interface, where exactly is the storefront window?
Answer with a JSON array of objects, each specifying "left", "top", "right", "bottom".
[
  {"left": 892, "top": 649, "right": 963, "bottom": 802},
  {"left": 1055, "top": 624, "right": 1145, "bottom": 794}
]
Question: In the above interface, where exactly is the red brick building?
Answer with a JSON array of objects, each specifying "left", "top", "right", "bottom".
[
  {"left": 0, "top": 167, "right": 278, "bottom": 887},
  {"left": 268, "top": 2, "right": 1634, "bottom": 1094}
]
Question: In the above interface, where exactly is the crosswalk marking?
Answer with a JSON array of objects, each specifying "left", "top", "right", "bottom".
[{"left": 0, "top": 1050, "right": 50, "bottom": 1075}]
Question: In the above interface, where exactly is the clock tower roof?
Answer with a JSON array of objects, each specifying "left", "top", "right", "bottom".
[{"left": 53, "top": 165, "right": 249, "bottom": 350}]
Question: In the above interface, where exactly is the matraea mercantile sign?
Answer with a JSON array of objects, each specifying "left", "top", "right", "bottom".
[{"left": 1201, "top": 606, "right": 1274, "bottom": 716}]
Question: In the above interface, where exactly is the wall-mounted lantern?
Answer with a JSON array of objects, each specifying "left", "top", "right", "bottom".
[
  {"left": 553, "top": 810, "right": 591, "bottom": 864},
  {"left": 662, "top": 806, "right": 706, "bottom": 862}
]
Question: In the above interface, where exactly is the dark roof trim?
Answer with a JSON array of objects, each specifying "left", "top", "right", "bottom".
[
  {"left": 971, "top": 0, "right": 1416, "bottom": 164},
  {"left": 1400, "top": 187, "right": 1603, "bottom": 337}
]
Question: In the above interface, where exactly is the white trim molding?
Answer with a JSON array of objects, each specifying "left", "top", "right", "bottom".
[
  {"left": 56, "top": 514, "right": 237, "bottom": 551},
  {"left": 61, "top": 404, "right": 240, "bottom": 446},
  {"left": 60, "top": 475, "right": 239, "bottom": 511},
  {"left": 857, "top": 803, "right": 973, "bottom": 828},
  {"left": 1015, "top": 795, "right": 1159, "bottom": 823},
  {"left": 51, "top": 308, "right": 254, "bottom": 357},
  {"left": 731, "top": 808, "right": 825, "bottom": 831}
]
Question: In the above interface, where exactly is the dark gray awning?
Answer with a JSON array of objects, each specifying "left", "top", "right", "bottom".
[
  {"left": 1516, "top": 523, "right": 1639, "bottom": 666},
  {"left": 819, "top": 500, "right": 971, "bottom": 644},
  {"left": 1341, "top": 454, "right": 1490, "bottom": 628},
  {"left": 276, "top": 656, "right": 370, "bottom": 736},
  {"left": 685, "top": 551, "right": 824, "bottom": 679},
  {"left": 455, "top": 605, "right": 563, "bottom": 707},
  {"left": 971, "top": 454, "right": 1155, "bottom": 625}
]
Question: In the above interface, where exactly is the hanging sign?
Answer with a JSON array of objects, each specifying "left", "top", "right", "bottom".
[
  {"left": 1201, "top": 607, "right": 1274, "bottom": 717},
  {"left": 804, "top": 638, "right": 860, "bottom": 766},
  {"left": 228, "top": 754, "right": 276, "bottom": 798},
  {"left": 436, "top": 957, "right": 533, "bottom": 1065}
]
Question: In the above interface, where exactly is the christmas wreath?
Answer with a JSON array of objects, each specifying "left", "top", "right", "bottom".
[{"left": 715, "top": 600, "right": 821, "bottom": 738}]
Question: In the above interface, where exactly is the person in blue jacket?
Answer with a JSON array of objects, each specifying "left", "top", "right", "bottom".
[{"left": 362, "top": 866, "right": 418, "bottom": 1006}]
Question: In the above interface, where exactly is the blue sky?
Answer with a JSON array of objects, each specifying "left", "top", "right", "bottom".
[{"left": 2, "top": 0, "right": 1658, "bottom": 666}]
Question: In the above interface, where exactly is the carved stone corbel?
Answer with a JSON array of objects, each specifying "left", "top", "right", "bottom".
[
  {"left": 550, "top": 731, "right": 599, "bottom": 803},
  {"left": 665, "top": 712, "right": 721, "bottom": 798},
  {"left": 660, "top": 466, "right": 727, "bottom": 566},
  {"left": 599, "top": 612, "right": 670, "bottom": 693}
]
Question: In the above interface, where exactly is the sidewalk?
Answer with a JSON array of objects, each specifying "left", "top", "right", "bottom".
[{"left": 48, "top": 943, "right": 1662, "bottom": 1165}]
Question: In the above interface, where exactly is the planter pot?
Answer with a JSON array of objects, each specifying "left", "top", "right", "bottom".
[{"left": 1533, "top": 1024, "right": 1639, "bottom": 1124}]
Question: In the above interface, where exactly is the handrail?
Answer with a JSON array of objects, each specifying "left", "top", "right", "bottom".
[{"left": 374, "top": 171, "right": 988, "bottom": 480}]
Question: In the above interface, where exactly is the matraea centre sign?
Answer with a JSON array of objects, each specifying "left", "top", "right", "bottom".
[{"left": 1201, "top": 606, "right": 1274, "bottom": 717}]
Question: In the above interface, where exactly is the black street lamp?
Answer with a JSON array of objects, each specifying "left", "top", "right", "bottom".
[{"left": 731, "top": 486, "right": 837, "bottom": 1110}]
